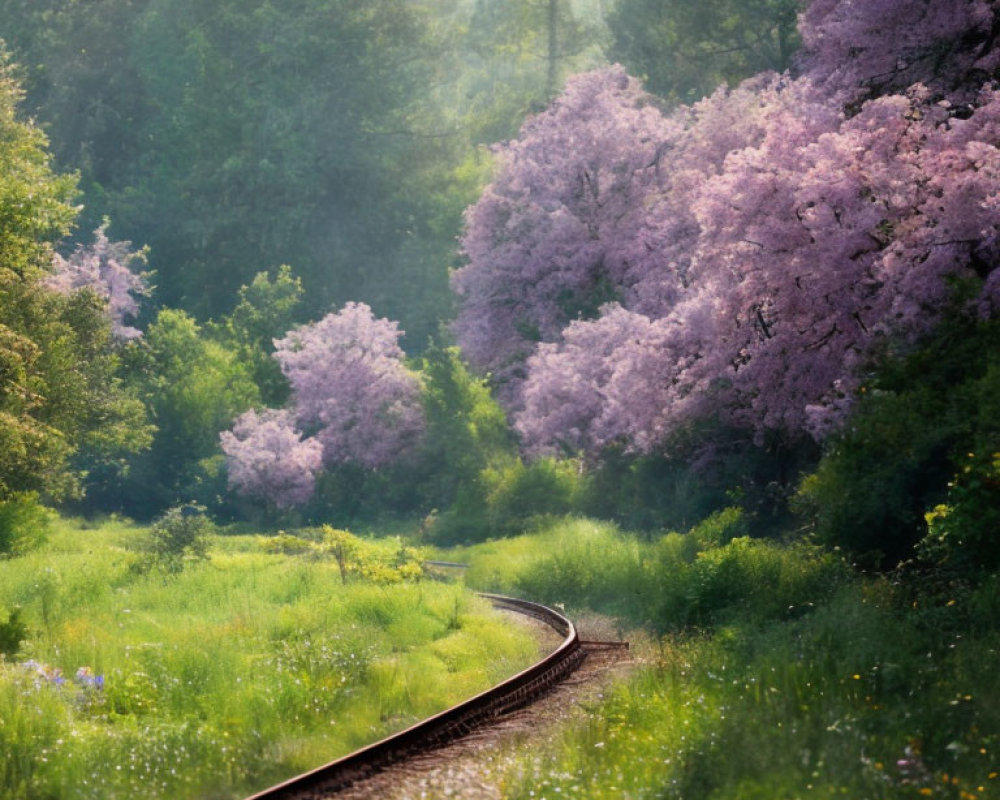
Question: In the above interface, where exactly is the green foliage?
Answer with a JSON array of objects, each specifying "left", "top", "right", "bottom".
[
  {"left": 483, "top": 457, "right": 584, "bottom": 534},
  {"left": 319, "top": 526, "right": 425, "bottom": 585},
  {"left": 418, "top": 345, "right": 514, "bottom": 503},
  {"left": 920, "top": 450, "right": 1000, "bottom": 573},
  {"left": 659, "top": 536, "right": 845, "bottom": 629},
  {"left": 794, "top": 318, "right": 1000, "bottom": 567},
  {"left": 0, "top": 517, "right": 539, "bottom": 799},
  {"left": 259, "top": 531, "right": 317, "bottom": 556},
  {"left": 0, "top": 493, "right": 49, "bottom": 557},
  {"left": 456, "top": 511, "right": 844, "bottom": 632},
  {"left": 215, "top": 265, "right": 302, "bottom": 407},
  {"left": 0, "top": 51, "right": 78, "bottom": 277},
  {"left": 467, "top": 0, "right": 605, "bottom": 113},
  {"left": 415, "top": 345, "right": 520, "bottom": 542},
  {"left": 0, "top": 56, "right": 150, "bottom": 506},
  {"left": 605, "top": 0, "right": 800, "bottom": 104},
  {"left": 0, "top": 0, "right": 482, "bottom": 346},
  {"left": 116, "top": 309, "right": 259, "bottom": 517},
  {"left": 132, "top": 505, "right": 212, "bottom": 574},
  {"left": 579, "top": 449, "right": 732, "bottom": 532},
  {"left": 0, "top": 607, "right": 26, "bottom": 658}
]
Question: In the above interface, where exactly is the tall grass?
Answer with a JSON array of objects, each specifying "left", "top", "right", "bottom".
[
  {"left": 451, "top": 511, "right": 846, "bottom": 632},
  {"left": 0, "top": 518, "right": 540, "bottom": 799},
  {"left": 502, "top": 581, "right": 1000, "bottom": 798},
  {"left": 452, "top": 515, "right": 1000, "bottom": 798}
]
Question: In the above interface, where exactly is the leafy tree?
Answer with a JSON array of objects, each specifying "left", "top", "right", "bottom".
[
  {"left": 605, "top": 0, "right": 800, "bottom": 104},
  {"left": 215, "top": 265, "right": 302, "bottom": 406},
  {"left": 115, "top": 309, "right": 259, "bottom": 517},
  {"left": 417, "top": 345, "right": 514, "bottom": 507},
  {"left": 468, "top": 0, "right": 603, "bottom": 115},
  {"left": 412, "top": 344, "right": 519, "bottom": 541},
  {"left": 0, "top": 54, "right": 149, "bottom": 510}
]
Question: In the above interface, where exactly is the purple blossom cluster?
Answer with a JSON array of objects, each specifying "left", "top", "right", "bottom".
[
  {"left": 273, "top": 302, "right": 424, "bottom": 469},
  {"left": 221, "top": 303, "right": 423, "bottom": 507},
  {"left": 220, "top": 409, "right": 323, "bottom": 509},
  {"left": 453, "top": 0, "right": 1000, "bottom": 457},
  {"left": 46, "top": 225, "right": 149, "bottom": 341}
]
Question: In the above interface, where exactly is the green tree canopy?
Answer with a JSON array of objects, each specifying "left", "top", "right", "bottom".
[
  {"left": 605, "top": 0, "right": 800, "bottom": 104},
  {"left": 0, "top": 55, "right": 149, "bottom": 507}
]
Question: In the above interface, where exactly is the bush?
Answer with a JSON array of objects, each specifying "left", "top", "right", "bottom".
[
  {"left": 426, "top": 456, "right": 586, "bottom": 545},
  {"left": 0, "top": 608, "right": 26, "bottom": 659},
  {"left": 794, "top": 318, "right": 1000, "bottom": 567},
  {"left": 484, "top": 457, "right": 584, "bottom": 536},
  {"left": 320, "top": 526, "right": 425, "bottom": 585},
  {"left": 657, "top": 537, "right": 848, "bottom": 630},
  {"left": 919, "top": 450, "right": 1000, "bottom": 573},
  {"left": 133, "top": 505, "right": 212, "bottom": 573},
  {"left": 0, "top": 494, "right": 49, "bottom": 557}
]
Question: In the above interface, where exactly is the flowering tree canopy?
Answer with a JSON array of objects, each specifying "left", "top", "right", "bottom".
[
  {"left": 798, "top": 0, "right": 1000, "bottom": 105},
  {"left": 219, "top": 408, "right": 323, "bottom": 509},
  {"left": 47, "top": 225, "right": 149, "bottom": 340},
  {"left": 273, "top": 302, "right": 424, "bottom": 469},
  {"left": 221, "top": 302, "right": 424, "bottom": 508},
  {"left": 454, "top": 0, "right": 1000, "bottom": 458}
]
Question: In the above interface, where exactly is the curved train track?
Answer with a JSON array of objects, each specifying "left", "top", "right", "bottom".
[{"left": 244, "top": 593, "right": 604, "bottom": 800}]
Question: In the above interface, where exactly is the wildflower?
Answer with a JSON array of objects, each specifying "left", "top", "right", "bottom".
[
  {"left": 75, "top": 666, "right": 105, "bottom": 690},
  {"left": 897, "top": 741, "right": 932, "bottom": 786},
  {"left": 23, "top": 660, "right": 65, "bottom": 686}
]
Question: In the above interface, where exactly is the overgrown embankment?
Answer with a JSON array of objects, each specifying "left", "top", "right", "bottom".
[
  {"left": 0, "top": 518, "right": 541, "bottom": 800},
  {"left": 449, "top": 515, "right": 1000, "bottom": 798}
]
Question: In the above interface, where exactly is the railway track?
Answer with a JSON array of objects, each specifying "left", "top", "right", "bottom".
[{"left": 244, "top": 593, "right": 610, "bottom": 800}]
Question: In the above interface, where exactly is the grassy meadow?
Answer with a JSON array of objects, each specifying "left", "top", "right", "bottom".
[
  {"left": 0, "top": 517, "right": 540, "bottom": 800},
  {"left": 448, "top": 515, "right": 1000, "bottom": 799}
]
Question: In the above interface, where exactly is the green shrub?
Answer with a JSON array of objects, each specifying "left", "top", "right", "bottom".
[
  {"left": 0, "top": 494, "right": 49, "bottom": 557},
  {"left": 260, "top": 532, "right": 317, "bottom": 556},
  {"left": 0, "top": 607, "right": 26, "bottom": 658},
  {"left": 484, "top": 457, "right": 584, "bottom": 536},
  {"left": 794, "top": 318, "right": 1000, "bottom": 567},
  {"left": 657, "top": 537, "right": 847, "bottom": 630},
  {"left": 133, "top": 505, "right": 212, "bottom": 573},
  {"left": 919, "top": 450, "right": 1000, "bottom": 573},
  {"left": 459, "top": 510, "right": 845, "bottom": 633},
  {"left": 793, "top": 387, "right": 955, "bottom": 566}
]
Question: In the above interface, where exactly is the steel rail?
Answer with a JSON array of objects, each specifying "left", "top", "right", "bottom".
[{"left": 244, "top": 593, "right": 584, "bottom": 800}]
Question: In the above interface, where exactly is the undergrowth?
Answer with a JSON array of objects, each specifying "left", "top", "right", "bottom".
[
  {"left": 452, "top": 515, "right": 1000, "bottom": 799},
  {"left": 0, "top": 517, "right": 539, "bottom": 800}
]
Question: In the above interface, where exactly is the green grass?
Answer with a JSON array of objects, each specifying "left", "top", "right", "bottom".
[
  {"left": 448, "top": 515, "right": 1000, "bottom": 799},
  {"left": 447, "top": 511, "right": 846, "bottom": 632},
  {"left": 0, "top": 518, "right": 540, "bottom": 800}
]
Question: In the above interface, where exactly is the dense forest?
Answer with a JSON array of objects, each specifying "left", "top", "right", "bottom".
[
  {"left": 1, "top": 0, "right": 1000, "bottom": 797},
  {"left": 0, "top": 0, "right": 995, "bottom": 561}
]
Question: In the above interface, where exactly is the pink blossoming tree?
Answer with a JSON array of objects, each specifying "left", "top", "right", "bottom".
[
  {"left": 222, "top": 302, "right": 424, "bottom": 508},
  {"left": 47, "top": 225, "right": 149, "bottom": 340},
  {"left": 219, "top": 408, "right": 323, "bottom": 509},
  {"left": 273, "top": 302, "right": 424, "bottom": 469},
  {"left": 455, "top": 0, "right": 1000, "bottom": 458}
]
